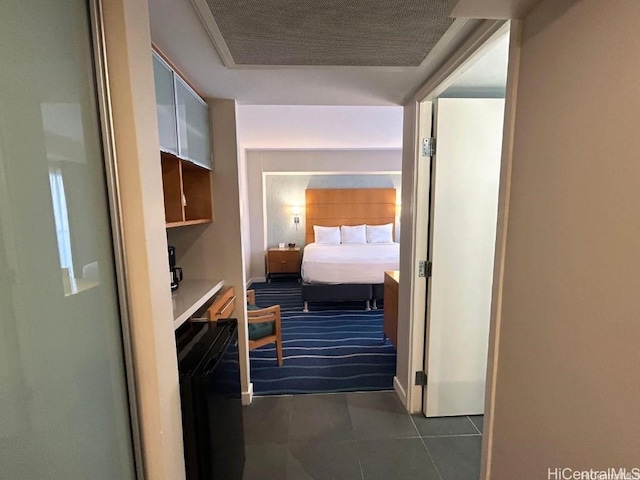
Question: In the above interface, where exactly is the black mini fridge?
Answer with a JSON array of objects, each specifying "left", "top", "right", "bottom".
[{"left": 177, "top": 319, "right": 245, "bottom": 480}]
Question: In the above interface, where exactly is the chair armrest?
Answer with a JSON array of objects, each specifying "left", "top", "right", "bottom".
[
  {"left": 247, "top": 305, "right": 280, "bottom": 324},
  {"left": 246, "top": 289, "right": 256, "bottom": 306}
]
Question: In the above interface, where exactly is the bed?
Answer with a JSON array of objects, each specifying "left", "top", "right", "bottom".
[
  {"left": 301, "top": 188, "right": 399, "bottom": 312},
  {"left": 302, "top": 243, "right": 400, "bottom": 284}
]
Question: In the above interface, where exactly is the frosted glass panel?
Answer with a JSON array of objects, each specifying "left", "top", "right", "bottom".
[
  {"left": 0, "top": 1, "right": 136, "bottom": 479},
  {"left": 153, "top": 53, "right": 178, "bottom": 155},
  {"left": 176, "top": 77, "right": 212, "bottom": 169}
]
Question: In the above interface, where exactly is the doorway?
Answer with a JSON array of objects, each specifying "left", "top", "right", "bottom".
[
  {"left": 407, "top": 23, "right": 512, "bottom": 479},
  {"left": 417, "top": 24, "right": 510, "bottom": 413},
  {"left": 422, "top": 96, "right": 505, "bottom": 417}
]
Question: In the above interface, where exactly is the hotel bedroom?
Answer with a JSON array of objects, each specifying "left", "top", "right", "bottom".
[{"left": 237, "top": 105, "right": 403, "bottom": 395}]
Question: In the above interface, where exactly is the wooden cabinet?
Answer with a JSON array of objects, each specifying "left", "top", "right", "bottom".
[
  {"left": 267, "top": 248, "right": 301, "bottom": 282},
  {"left": 383, "top": 271, "right": 399, "bottom": 348},
  {"left": 162, "top": 152, "right": 212, "bottom": 228},
  {"left": 153, "top": 49, "right": 214, "bottom": 227}
]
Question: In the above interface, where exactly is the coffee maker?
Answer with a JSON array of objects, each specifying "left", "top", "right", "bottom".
[{"left": 168, "top": 246, "right": 183, "bottom": 291}]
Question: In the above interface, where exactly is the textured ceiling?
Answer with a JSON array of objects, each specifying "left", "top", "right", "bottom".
[{"left": 203, "top": 0, "right": 454, "bottom": 66}]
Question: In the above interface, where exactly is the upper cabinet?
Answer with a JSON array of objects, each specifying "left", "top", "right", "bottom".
[
  {"left": 152, "top": 53, "right": 178, "bottom": 155},
  {"left": 152, "top": 51, "right": 212, "bottom": 170},
  {"left": 175, "top": 77, "right": 212, "bottom": 170},
  {"left": 153, "top": 49, "right": 214, "bottom": 228}
]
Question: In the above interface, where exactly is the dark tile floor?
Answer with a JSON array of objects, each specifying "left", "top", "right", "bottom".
[{"left": 243, "top": 391, "right": 483, "bottom": 480}]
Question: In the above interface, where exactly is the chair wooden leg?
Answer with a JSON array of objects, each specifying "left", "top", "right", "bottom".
[{"left": 276, "top": 340, "right": 283, "bottom": 366}]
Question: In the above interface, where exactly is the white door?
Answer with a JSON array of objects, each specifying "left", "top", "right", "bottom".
[{"left": 423, "top": 98, "right": 505, "bottom": 417}]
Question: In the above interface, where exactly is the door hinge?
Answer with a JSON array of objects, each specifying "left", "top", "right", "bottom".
[
  {"left": 418, "top": 260, "right": 432, "bottom": 278},
  {"left": 415, "top": 371, "right": 427, "bottom": 386},
  {"left": 422, "top": 137, "right": 436, "bottom": 157}
]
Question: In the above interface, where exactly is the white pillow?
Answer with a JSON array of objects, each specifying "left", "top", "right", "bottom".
[
  {"left": 340, "top": 225, "right": 367, "bottom": 244},
  {"left": 366, "top": 223, "right": 394, "bottom": 243},
  {"left": 314, "top": 225, "right": 341, "bottom": 245}
]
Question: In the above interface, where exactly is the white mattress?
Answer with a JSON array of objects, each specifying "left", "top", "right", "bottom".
[{"left": 301, "top": 243, "right": 400, "bottom": 284}]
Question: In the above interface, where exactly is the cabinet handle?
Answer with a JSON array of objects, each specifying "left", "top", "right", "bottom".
[
  {"left": 207, "top": 295, "right": 237, "bottom": 321},
  {"left": 219, "top": 295, "right": 236, "bottom": 316},
  {"left": 182, "top": 194, "right": 187, "bottom": 207}
]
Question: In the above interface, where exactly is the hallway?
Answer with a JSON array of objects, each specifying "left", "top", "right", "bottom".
[{"left": 243, "top": 391, "right": 483, "bottom": 479}]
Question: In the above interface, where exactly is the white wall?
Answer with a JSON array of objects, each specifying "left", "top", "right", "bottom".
[
  {"left": 167, "top": 99, "right": 250, "bottom": 403},
  {"left": 236, "top": 106, "right": 403, "bottom": 282},
  {"left": 236, "top": 106, "right": 403, "bottom": 150},
  {"left": 487, "top": 0, "right": 640, "bottom": 476}
]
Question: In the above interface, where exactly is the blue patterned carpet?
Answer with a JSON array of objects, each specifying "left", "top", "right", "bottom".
[{"left": 249, "top": 281, "right": 397, "bottom": 395}]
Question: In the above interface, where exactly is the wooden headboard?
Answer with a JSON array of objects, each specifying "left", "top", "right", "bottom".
[{"left": 305, "top": 188, "right": 396, "bottom": 245}]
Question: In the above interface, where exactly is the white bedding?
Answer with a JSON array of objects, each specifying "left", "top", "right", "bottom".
[{"left": 301, "top": 243, "right": 400, "bottom": 284}]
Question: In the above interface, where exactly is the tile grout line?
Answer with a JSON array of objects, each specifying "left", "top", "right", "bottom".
[
  {"left": 467, "top": 415, "right": 482, "bottom": 435},
  {"left": 345, "top": 394, "right": 366, "bottom": 480},
  {"left": 357, "top": 452, "right": 366, "bottom": 480},
  {"left": 286, "top": 396, "right": 294, "bottom": 476},
  {"left": 409, "top": 414, "right": 445, "bottom": 480}
]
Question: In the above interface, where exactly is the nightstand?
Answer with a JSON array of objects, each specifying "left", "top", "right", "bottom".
[{"left": 266, "top": 248, "right": 301, "bottom": 282}]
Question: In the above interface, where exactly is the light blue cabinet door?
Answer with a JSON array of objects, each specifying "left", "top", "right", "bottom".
[
  {"left": 175, "top": 76, "right": 212, "bottom": 170},
  {"left": 152, "top": 53, "right": 178, "bottom": 155}
]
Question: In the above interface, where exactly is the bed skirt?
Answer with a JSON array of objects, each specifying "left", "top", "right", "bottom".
[{"left": 301, "top": 283, "right": 384, "bottom": 312}]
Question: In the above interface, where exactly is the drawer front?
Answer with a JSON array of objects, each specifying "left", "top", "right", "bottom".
[
  {"left": 269, "top": 260, "right": 299, "bottom": 274},
  {"left": 269, "top": 250, "right": 298, "bottom": 262},
  {"left": 207, "top": 286, "right": 236, "bottom": 321}
]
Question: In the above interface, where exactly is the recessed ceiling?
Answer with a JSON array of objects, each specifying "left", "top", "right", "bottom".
[
  {"left": 148, "top": 0, "right": 499, "bottom": 105},
  {"left": 200, "top": 0, "right": 454, "bottom": 67}
]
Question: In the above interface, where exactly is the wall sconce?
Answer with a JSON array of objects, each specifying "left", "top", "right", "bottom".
[{"left": 292, "top": 205, "right": 301, "bottom": 230}]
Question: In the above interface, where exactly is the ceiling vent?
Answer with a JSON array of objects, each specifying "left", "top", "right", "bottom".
[{"left": 191, "top": 0, "right": 454, "bottom": 67}]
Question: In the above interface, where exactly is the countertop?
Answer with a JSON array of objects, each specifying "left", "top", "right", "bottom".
[{"left": 172, "top": 279, "right": 224, "bottom": 329}]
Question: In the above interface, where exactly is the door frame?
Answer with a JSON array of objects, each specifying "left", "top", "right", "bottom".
[
  {"left": 398, "top": 19, "right": 522, "bottom": 480},
  {"left": 89, "top": 0, "right": 145, "bottom": 477}
]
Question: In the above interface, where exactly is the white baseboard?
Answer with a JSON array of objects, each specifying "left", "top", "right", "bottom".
[
  {"left": 242, "top": 383, "right": 254, "bottom": 406},
  {"left": 247, "top": 277, "right": 266, "bottom": 287},
  {"left": 393, "top": 376, "right": 408, "bottom": 411}
]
